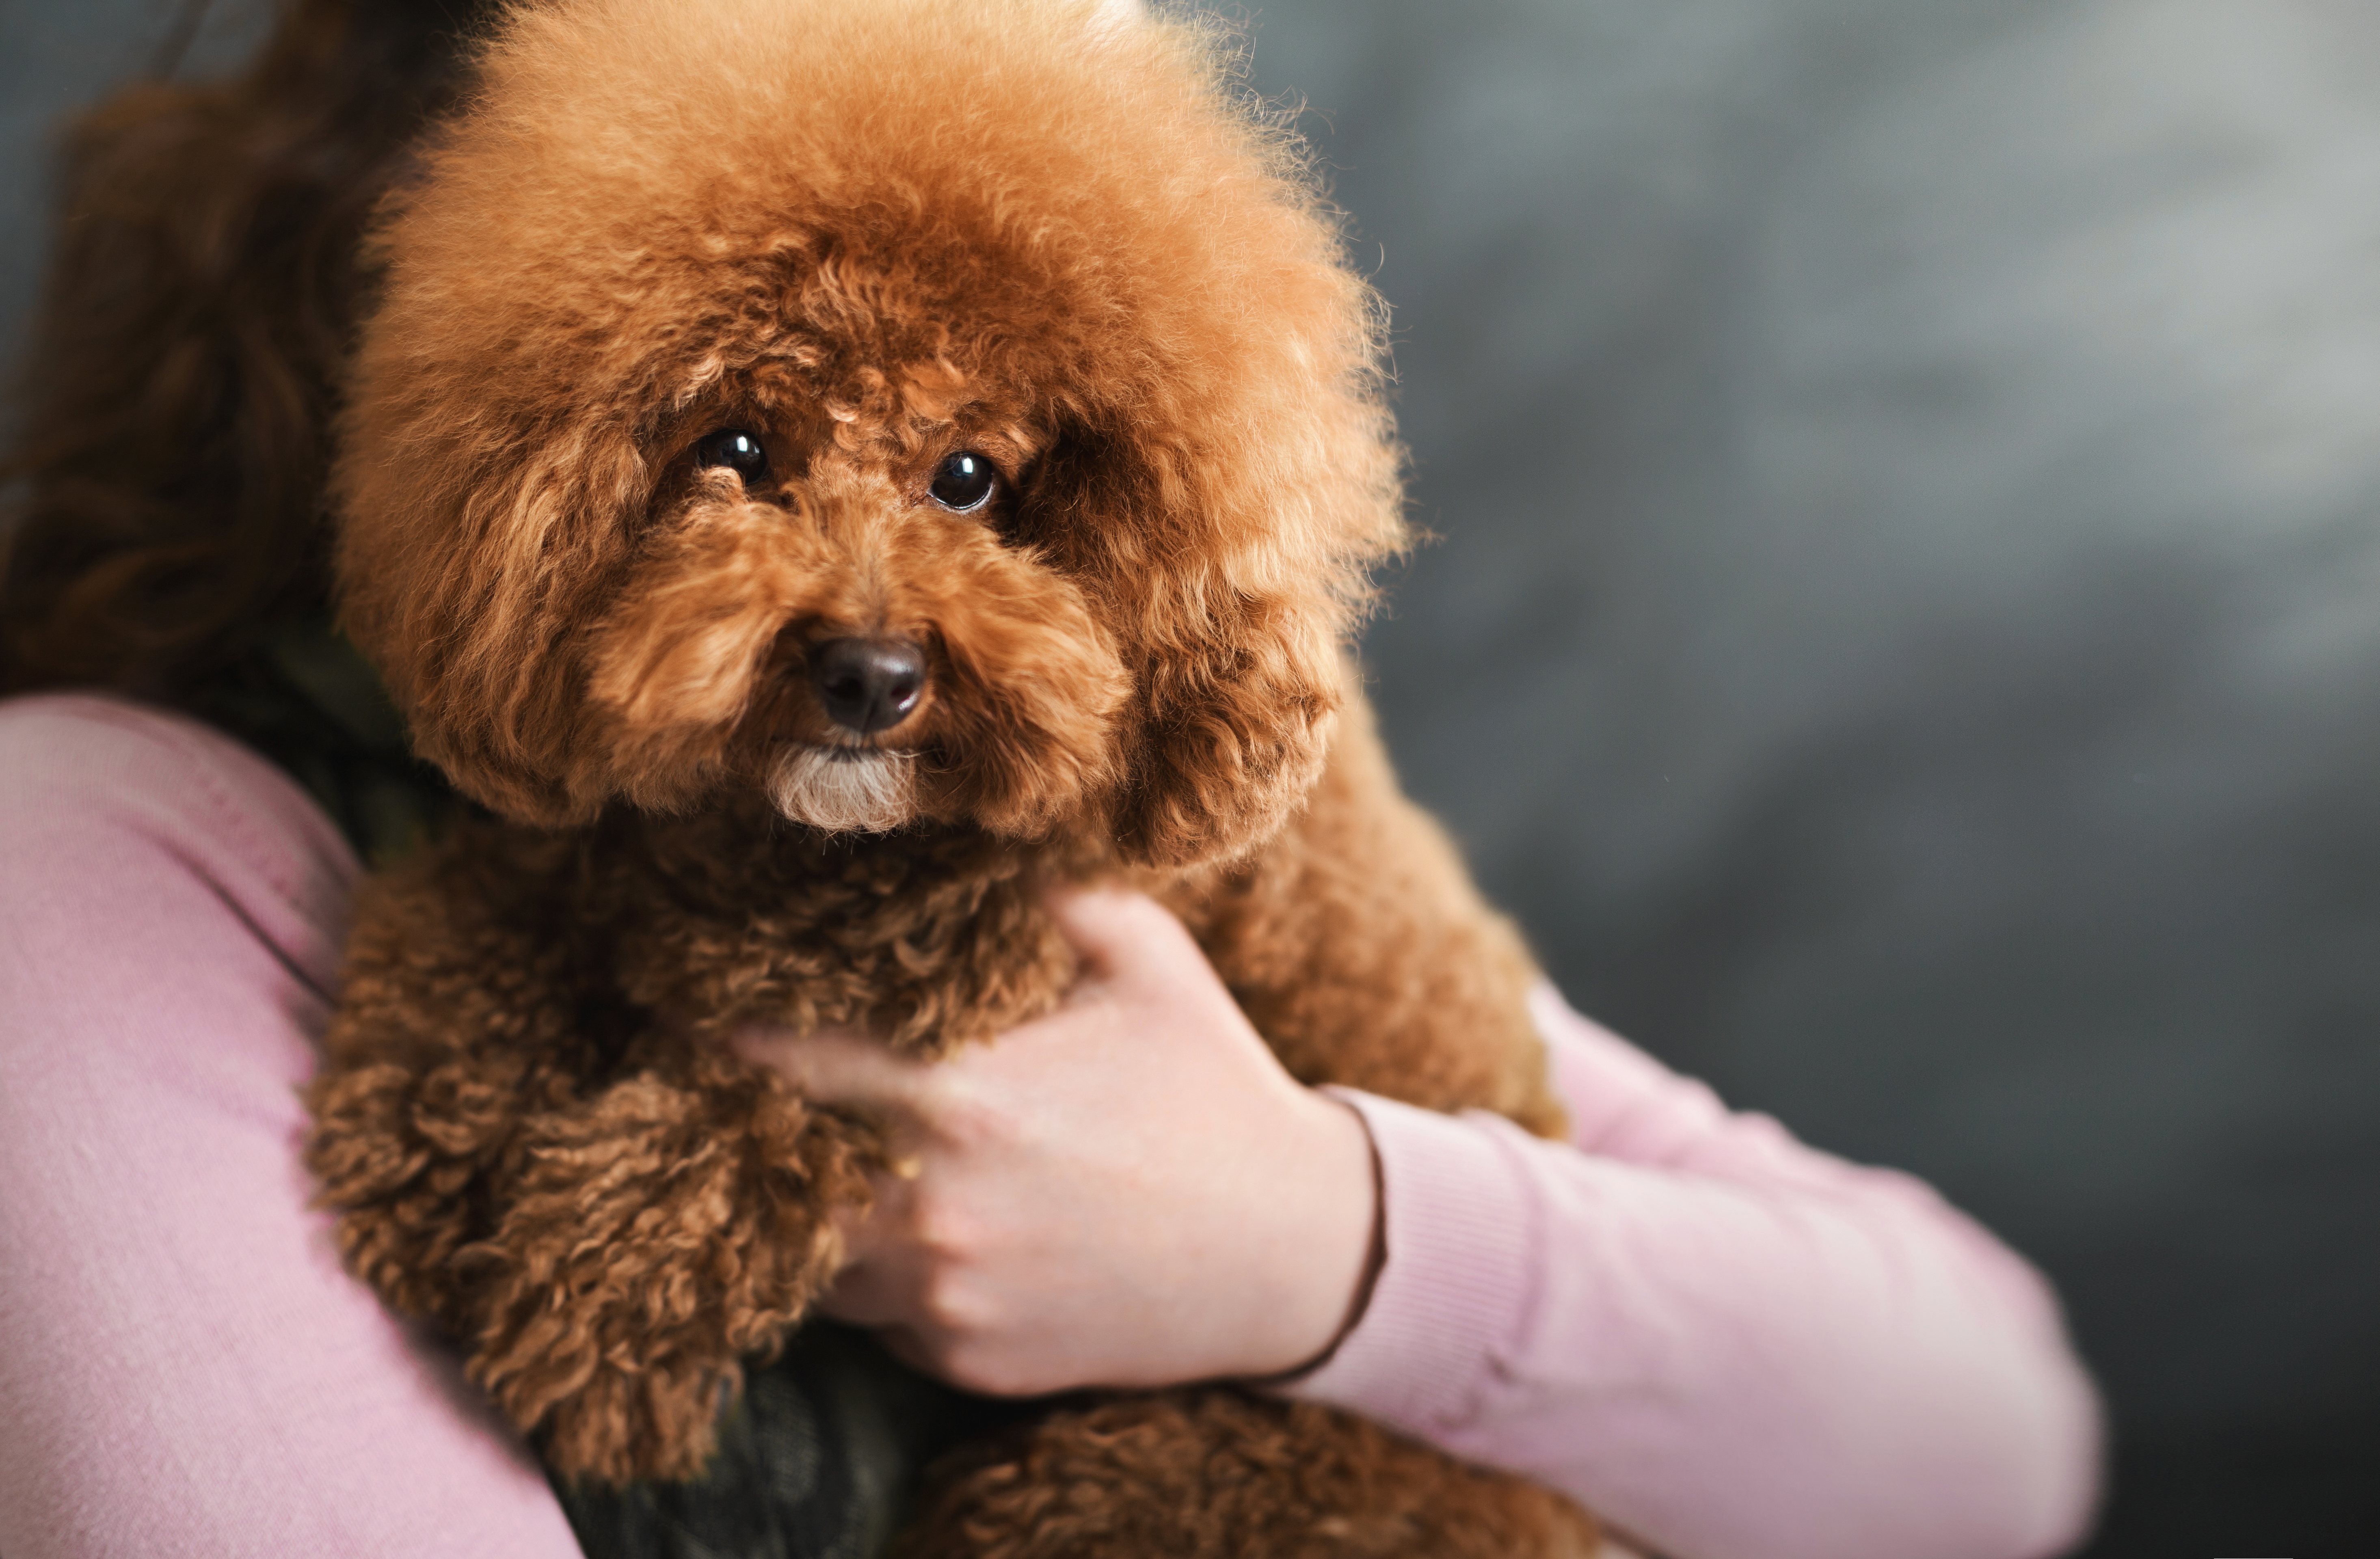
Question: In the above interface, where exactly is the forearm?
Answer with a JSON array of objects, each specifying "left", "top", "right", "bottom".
[
  {"left": 0, "top": 697, "right": 583, "bottom": 1559},
  {"left": 1279, "top": 996, "right": 2102, "bottom": 1559}
]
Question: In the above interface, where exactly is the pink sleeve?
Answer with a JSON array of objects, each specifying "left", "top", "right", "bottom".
[
  {"left": 1283, "top": 986, "right": 2103, "bottom": 1559},
  {"left": 0, "top": 695, "right": 581, "bottom": 1559}
]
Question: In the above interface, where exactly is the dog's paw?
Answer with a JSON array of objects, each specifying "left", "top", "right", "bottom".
[
  {"left": 465, "top": 1062, "right": 872, "bottom": 1484},
  {"left": 534, "top": 1358, "right": 735, "bottom": 1486}
]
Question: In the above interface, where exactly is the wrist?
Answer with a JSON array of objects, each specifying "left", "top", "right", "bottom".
[{"left": 1238, "top": 1091, "right": 1383, "bottom": 1381}]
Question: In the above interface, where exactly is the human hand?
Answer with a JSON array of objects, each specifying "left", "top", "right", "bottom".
[{"left": 733, "top": 886, "right": 1379, "bottom": 1397}]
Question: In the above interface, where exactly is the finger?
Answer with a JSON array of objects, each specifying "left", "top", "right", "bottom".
[
  {"left": 826, "top": 1168, "right": 905, "bottom": 1270},
  {"left": 733, "top": 1025, "right": 931, "bottom": 1110},
  {"left": 816, "top": 1159, "right": 923, "bottom": 1323},
  {"left": 870, "top": 1325, "right": 942, "bottom": 1379},
  {"left": 815, "top": 1241, "right": 926, "bottom": 1326},
  {"left": 815, "top": 1261, "right": 903, "bottom": 1326},
  {"left": 1040, "top": 884, "right": 1189, "bottom": 985}
]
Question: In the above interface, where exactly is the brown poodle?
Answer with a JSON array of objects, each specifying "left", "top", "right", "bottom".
[{"left": 303, "top": 0, "right": 1600, "bottom": 1550}]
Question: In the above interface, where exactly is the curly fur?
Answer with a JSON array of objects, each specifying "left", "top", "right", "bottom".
[
  {"left": 895, "top": 1393, "right": 1599, "bottom": 1558},
  {"left": 304, "top": 0, "right": 1589, "bottom": 1548}
]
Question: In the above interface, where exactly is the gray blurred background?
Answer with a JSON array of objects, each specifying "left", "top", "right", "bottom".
[{"left": 6, "top": 1, "right": 2377, "bottom": 1554}]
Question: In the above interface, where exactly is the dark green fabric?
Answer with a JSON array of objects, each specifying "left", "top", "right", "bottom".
[
  {"left": 553, "top": 1324, "right": 1014, "bottom": 1559},
  {"left": 186, "top": 620, "right": 454, "bottom": 865},
  {"left": 194, "top": 626, "right": 983, "bottom": 1557}
]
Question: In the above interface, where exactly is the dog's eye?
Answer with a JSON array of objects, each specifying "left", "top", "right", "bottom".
[
  {"left": 927, "top": 451, "right": 999, "bottom": 512},
  {"left": 695, "top": 429, "right": 769, "bottom": 483}
]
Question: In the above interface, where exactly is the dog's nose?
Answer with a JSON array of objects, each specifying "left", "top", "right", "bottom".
[{"left": 808, "top": 637, "right": 927, "bottom": 736}]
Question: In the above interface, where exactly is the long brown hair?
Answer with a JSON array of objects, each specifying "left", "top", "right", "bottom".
[{"left": 0, "top": 0, "right": 491, "bottom": 704}]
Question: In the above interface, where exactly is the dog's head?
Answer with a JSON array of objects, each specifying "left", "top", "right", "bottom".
[{"left": 335, "top": 0, "right": 1403, "bottom": 868}]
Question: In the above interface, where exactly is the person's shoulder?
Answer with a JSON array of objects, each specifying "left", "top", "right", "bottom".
[
  {"left": 0, "top": 691, "right": 313, "bottom": 826},
  {"left": 0, "top": 688, "right": 223, "bottom": 782},
  {"left": 0, "top": 692, "right": 358, "bottom": 968}
]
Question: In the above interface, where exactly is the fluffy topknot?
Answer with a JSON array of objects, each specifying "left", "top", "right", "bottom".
[{"left": 336, "top": 0, "right": 1405, "bottom": 864}]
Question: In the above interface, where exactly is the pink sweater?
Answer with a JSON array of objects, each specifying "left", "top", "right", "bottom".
[{"left": 0, "top": 693, "right": 2100, "bottom": 1559}]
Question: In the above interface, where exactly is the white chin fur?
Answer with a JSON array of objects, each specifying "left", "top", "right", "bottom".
[{"left": 767, "top": 746, "right": 916, "bottom": 833}]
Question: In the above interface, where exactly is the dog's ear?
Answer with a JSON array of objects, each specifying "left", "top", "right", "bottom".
[
  {"left": 335, "top": 406, "right": 652, "bottom": 828},
  {"left": 1028, "top": 416, "right": 1390, "bottom": 870},
  {"left": 1110, "top": 583, "right": 1347, "bottom": 870}
]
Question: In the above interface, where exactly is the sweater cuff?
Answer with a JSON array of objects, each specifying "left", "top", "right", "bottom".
[{"left": 1270, "top": 1087, "right": 1537, "bottom": 1435}]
